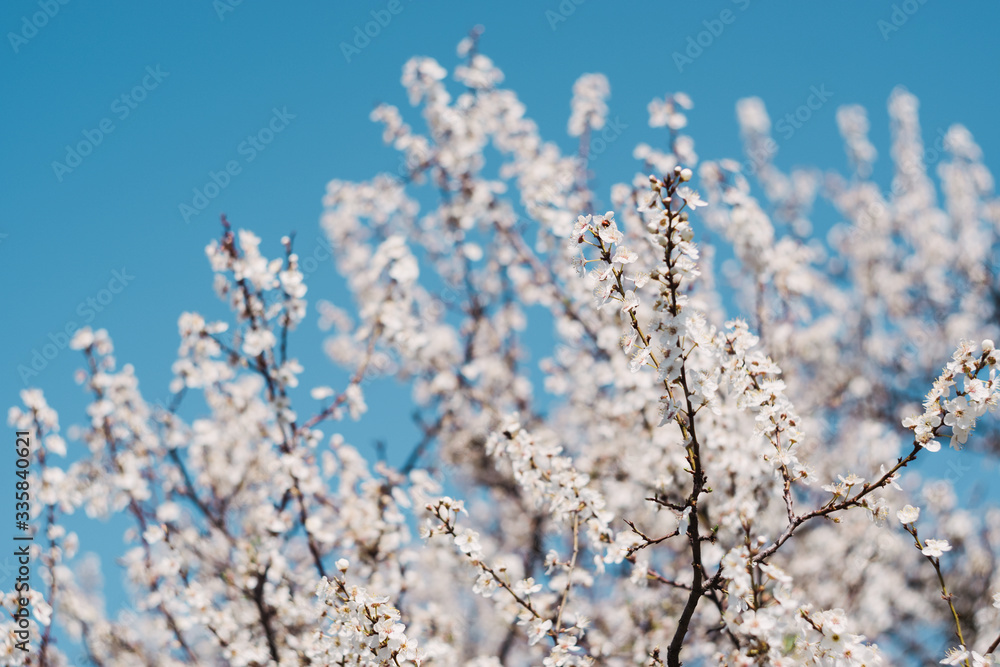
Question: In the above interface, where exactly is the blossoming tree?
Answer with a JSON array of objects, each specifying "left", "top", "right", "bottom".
[{"left": 6, "top": 34, "right": 1000, "bottom": 667}]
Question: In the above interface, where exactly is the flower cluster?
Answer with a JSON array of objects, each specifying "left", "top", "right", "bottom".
[
  {"left": 485, "top": 417, "right": 613, "bottom": 548},
  {"left": 7, "top": 35, "right": 1000, "bottom": 667},
  {"left": 312, "top": 560, "right": 421, "bottom": 665},
  {"left": 903, "top": 339, "right": 999, "bottom": 451}
]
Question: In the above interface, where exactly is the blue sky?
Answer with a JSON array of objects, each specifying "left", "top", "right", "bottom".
[{"left": 2, "top": 0, "right": 999, "bottom": 645}]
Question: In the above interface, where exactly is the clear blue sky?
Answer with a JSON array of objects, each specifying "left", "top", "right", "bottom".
[{"left": 2, "top": 0, "right": 999, "bottom": 645}]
